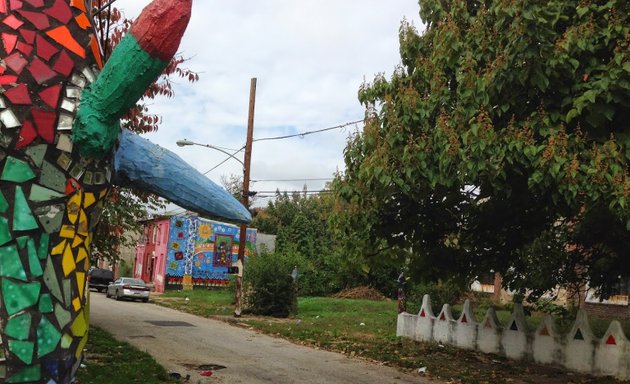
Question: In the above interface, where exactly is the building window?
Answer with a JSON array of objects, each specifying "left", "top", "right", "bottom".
[{"left": 152, "top": 225, "right": 157, "bottom": 244}]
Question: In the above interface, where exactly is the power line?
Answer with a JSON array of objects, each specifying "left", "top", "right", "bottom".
[
  {"left": 203, "top": 146, "right": 245, "bottom": 175},
  {"left": 252, "top": 120, "right": 363, "bottom": 142},
  {"left": 201, "top": 119, "right": 363, "bottom": 174},
  {"left": 251, "top": 178, "right": 333, "bottom": 183}
]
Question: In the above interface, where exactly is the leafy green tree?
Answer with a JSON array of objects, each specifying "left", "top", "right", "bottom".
[
  {"left": 90, "top": 3, "right": 199, "bottom": 262},
  {"left": 253, "top": 189, "right": 400, "bottom": 296},
  {"left": 333, "top": 0, "right": 630, "bottom": 299}
]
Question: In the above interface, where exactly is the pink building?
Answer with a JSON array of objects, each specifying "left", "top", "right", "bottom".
[{"left": 135, "top": 215, "right": 256, "bottom": 292}]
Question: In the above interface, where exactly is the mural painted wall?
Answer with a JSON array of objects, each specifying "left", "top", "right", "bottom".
[{"left": 165, "top": 216, "right": 256, "bottom": 288}]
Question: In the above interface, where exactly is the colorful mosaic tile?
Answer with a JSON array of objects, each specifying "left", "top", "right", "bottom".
[{"left": 0, "top": 1, "right": 194, "bottom": 382}]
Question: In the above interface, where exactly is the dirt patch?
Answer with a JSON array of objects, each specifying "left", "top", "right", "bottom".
[{"left": 332, "top": 286, "right": 389, "bottom": 301}]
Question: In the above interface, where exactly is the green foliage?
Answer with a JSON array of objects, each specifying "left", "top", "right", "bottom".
[
  {"left": 245, "top": 252, "right": 297, "bottom": 317},
  {"left": 252, "top": 190, "right": 402, "bottom": 297},
  {"left": 408, "top": 279, "right": 464, "bottom": 314},
  {"left": 118, "top": 259, "right": 133, "bottom": 277},
  {"left": 334, "top": 0, "right": 630, "bottom": 299}
]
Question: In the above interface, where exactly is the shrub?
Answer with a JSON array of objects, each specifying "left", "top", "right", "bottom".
[
  {"left": 408, "top": 279, "right": 464, "bottom": 314},
  {"left": 244, "top": 252, "right": 297, "bottom": 317}
]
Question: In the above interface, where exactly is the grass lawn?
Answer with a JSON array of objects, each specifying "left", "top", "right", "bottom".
[
  {"left": 77, "top": 326, "right": 179, "bottom": 384},
  {"left": 155, "top": 289, "right": 629, "bottom": 384}
]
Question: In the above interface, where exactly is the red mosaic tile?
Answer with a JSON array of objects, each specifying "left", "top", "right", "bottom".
[
  {"left": 4, "top": 83, "right": 32, "bottom": 104},
  {"left": 24, "top": 0, "right": 44, "bottom": 7},
  {"left": 36, "top": 33, "right": 58, "bottom": 61},
  {"left": 52, "top": 49, "right": 74, "bottom": 76},
  {"left": 19, "top": 28, "right": 35, "bottom": 44},
  {"left": 66, "top": 177, "right": 80, "bottom": 195},
  {"left": 44, "top": 0, "right": 72, "bottom": 23},
  {"left": 2, "top": 14, "right": 24, "bottom": 29},
  {"left": 0, "top": 1, "right": 6, "bottom": 13},
  {"left": 0, "top": 75, "right": 18, "bottom": 84},
  {"left": 39, "top": 84, "right": 61, "bottom": 108},
  {"left": 9, "top": 0, "right": 22, "bottom": 10},
  {"left": 16, "top": 9, "right": 50, "bottom": 30},
  {"left": 2, "top": 32, "right": 17, "bottom": 53},
  {"left": 16, "top": 119, "right": 36, "bottom": 149},
  {"left": 5, "top": 52, "right": 27, "bottom": 73},
  {"left": 31, "top": 108, "right": 55, "bottom": 143},
  {"left": 16, "top": 41, "right": 32, "bottom": 55},
  {"left": 46, "top": 26, "right": 85, "bottom": 58},
  {"left": 28, "top": 56, "right": 57, "bottom": 84}
]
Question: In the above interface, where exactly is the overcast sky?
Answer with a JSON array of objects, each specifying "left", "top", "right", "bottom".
[{"left": 115, "top": 0, "right": 423, "bottom": 210}]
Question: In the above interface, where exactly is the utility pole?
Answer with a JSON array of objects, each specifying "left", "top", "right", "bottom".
[{"left": 235, "top": 78, "right": 256, "bottom": 317}]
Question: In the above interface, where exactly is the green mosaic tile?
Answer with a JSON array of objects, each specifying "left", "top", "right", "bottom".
[
  {"left": 6, "top": 364, "right": 41, "bottom": 383},
  {"left": 1, "top": 157, "right": 36, "bottom": 183},
  {"left": 29, "top": 184, "right": 64, "bottom": 202},
  {"left": 0, "top": 190, "right": 8, "bottom": 213},
  {"left": 35, "top": 204, "right": 65, "bottom": 233},
  {"left": 27, "top": 238, "right": 43, "bottom": 277},
  {"left": 38, "top": 293, "right": 53, "bottom": 313},
  {"left": 44, "top": 257, "right": 63, "bottom": 303},
  {"left": 16, "top": 237, "right": 28, "bottom": 249},
  {"left": 5, "top": 313, "right": 32, "bottom": 340},
  {"left": 37, "top": 316, "right": 61, "bottom": 358},
  {"left": 61, "top": 333, "right": 72, "bottom": 349},
  {"left": 0, "top": 244, "right": 27, "bottom": 281},
  {"left": 25, "top": 144, "right": 47, "bottom": 168},
  {"left": 39, "top": 161, "right": 66, "bottom": 193},
  {"left": 13, "top": 187, "right": 39, "bottom": 231},
  {"left": 0, "top": 216, "right": 11, "bottom": 246},
  {"left": 2, "top": 279, "right": 41, "bottom": 316},
  {"left": 37, "top": 233, "right": 50, "bottom": 260},
  {"left": 63, "top": 279, "right": 71, "bottom": 307},
  {"left": 9, "top": 340, "right": 33, "bottom": 364},
  {"left": 54, "top": 304, "right": 71, "bottom": 329}
]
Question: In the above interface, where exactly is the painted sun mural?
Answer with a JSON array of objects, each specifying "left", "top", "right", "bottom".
[{"left": 0, "top": 0, "right": 250, "bottom": 382}]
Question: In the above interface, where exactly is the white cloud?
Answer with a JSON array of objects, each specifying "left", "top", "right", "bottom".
[{"left": 114, "top": 0, "right": 423, "bottom": 208}]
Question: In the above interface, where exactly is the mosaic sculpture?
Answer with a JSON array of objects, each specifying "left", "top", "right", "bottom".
[{"left": 0, "top": 0, "right": 251, "bottom": 382}]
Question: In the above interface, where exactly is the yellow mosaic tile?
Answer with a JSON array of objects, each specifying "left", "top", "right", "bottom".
[
  {"left": 75, "top": 246, "right": 87, "bottom": 262},
  {"left": 77, "top": 210, "right": 88, "bottom": 236},
  {"left": 59, "top": 225, "right": 75, "bottom": 239},
  {"left": 70, "top": 310, "right": 87, "bottom": 337},
  {"left": 62, "top": 245, "right": 76, "bottom": 276},
  {"left": 67, "top": 191, "right": 82, "bottom": 224},
  {"left": 71, "top": 236, "right": 83, "bottom": 248},
  {"left": 72, "top": 297, "right": 81, "bottom": 311},
  {"left": 76, "top": 272, "right": 85, "bottom": 299},
  {"left": 83, "top": 192, "right": 96, "bottom": 208},
  {"left": 51, "top": 240, "right": 66, "bottom": 255}
]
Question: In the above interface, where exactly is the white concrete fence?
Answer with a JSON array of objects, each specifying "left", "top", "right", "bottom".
[{"left": 397, "top": 295, "right": 630, "bottom": 380}]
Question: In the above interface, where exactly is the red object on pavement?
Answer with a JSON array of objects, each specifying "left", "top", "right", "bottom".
[{"left": 199, "top": 371, "right": 213, "bottom": 377}]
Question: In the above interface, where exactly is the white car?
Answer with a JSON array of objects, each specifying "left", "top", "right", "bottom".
[{"left": 106, "top": 277, "right": 150, "bottom": 302}]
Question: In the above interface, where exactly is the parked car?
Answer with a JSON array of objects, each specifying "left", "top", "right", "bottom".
[
  {"left": 106, "top": 277, "right": 150, "bottom": 302},
  {"left": 88, "top": 267, "right": 114, "bottom": 292}
]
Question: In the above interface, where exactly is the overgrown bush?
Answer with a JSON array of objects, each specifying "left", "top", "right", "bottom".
[
  {"left": 244, "top": 252, "right": 297, "bottom": 317},
  {"left": 408, "top": 279, "right": 464, "bottom": 314}
]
